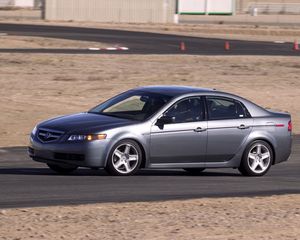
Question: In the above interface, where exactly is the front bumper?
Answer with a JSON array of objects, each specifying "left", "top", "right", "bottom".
[{"left": 29, "top": 136, "right": 109, "bottom": 168}]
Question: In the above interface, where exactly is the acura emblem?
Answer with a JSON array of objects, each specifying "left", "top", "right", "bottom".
[{"left": 44, "top": 132, "right": 51, "bottom": 139}]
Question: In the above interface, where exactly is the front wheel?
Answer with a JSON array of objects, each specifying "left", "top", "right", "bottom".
[
  {"left": 105, "top": 140, "right": 142, "bottom": 176},
  {"left": 238, "top": 140, "right": 273, "bottom": 177},
  {"left": 47, "top": 163, "right": 78, "bottom": 174}
]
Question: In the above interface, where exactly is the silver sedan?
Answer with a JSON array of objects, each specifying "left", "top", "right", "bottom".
[{"left": 29, "top": 86, "right": 292, "bottom": 176}]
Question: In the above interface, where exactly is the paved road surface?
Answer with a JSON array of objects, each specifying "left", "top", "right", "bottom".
[
  {"left": 0, "top": 136, "right": 299, "bottom": 209},
  {"left": 0, "top": 23, "right": 300, "bottom": 56}
]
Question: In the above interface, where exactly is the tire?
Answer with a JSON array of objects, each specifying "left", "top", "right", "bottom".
[
  {"left": 105, "top": 140, "right": 142, "bottom": 176},
  {"left": 47, "top": 163, "right": 78, "bottom": 174},
  {"left": 184, "top": 168, "right": 206, "bottom": 175},
  {"left": 238, "top": 140, "right": 273, "bottom": 177}
]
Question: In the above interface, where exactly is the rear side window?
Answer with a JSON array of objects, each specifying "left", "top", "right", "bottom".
[{"left": 206, "top": 97, "right": 249, "bottom": 120}]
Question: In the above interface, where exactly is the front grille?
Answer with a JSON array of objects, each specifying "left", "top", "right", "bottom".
[
  {"left": 37, "top": 128, "right": 64, "bottom": 143},
  {"left": 54, "top": 152, "right": 85, "bottom": 161}
]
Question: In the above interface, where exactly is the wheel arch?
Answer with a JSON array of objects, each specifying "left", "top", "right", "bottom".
[
  {"left": 104, "top": 137, "right": 148, "bottom": 169},
  {"left": 127, "top": 138, "right": 147, "bottom": 168},
  {"left": 243, "top": 138, "right": 276, "bottom": 165}
]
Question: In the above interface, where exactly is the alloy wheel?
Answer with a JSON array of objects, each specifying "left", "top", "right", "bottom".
[
  {"left": 112, "top": 143, "right": 139, "bottom": 174},
  {"left": 247, "top": 144, "right": 271, "bottom": 174}
]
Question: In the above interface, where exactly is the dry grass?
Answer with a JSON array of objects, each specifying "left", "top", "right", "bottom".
[
  {"left": 0, "top": 194, "right": 299, "bottom": 240},
  {"left": 0, "top": 51, "right": 299, "bottom": 146},
  {"left": 0, "top": 35, "right": 110, "bottom": 49},
  {"left": 0, "top": 24, "right": 299, "bottom": 240}
]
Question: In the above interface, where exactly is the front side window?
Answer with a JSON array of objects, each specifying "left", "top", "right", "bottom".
[
  {"left": 207, "top": 97, "right": 248, "bottom": 120},
  {"left": 164, "top": 97, "right": 205, "bottom": 123},
  {"left": 89, "top": 90, "right": 172, "bottom": 121}
]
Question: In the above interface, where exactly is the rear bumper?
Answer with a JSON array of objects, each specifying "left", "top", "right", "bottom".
[
  {"left": 274, "top": 134, "right": 293, "bottom": 164},
  {"left": 28, "top": 137, "right": 109, "bottom": 168}
]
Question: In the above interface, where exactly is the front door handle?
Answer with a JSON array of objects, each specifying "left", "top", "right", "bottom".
[
  {"left": 194, "top": 127, "right": 207, "bottom": 132},
  {"left": 238, "top": 124, "right": 249, "bottom": 130}
]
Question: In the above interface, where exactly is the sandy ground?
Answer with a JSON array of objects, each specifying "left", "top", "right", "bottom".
[
  {"left": 0, "top": 19, "right": 299, "bottom": 240},
  {"left": 0, "top": 49, "right": 299, "bottom": 146},
  {"left": 0, "top": 35, "right": 110, "bottom": 49},
  {"left": 0, "top": 194, "right": 299, "bottom": 240}
]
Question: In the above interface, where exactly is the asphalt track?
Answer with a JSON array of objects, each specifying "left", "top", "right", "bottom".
[
  {"left": 0, "top": 23, "right": 300, "bottom": 56},
  {"left": 0, "top": 136, "right": 299, "bottom": 209}
]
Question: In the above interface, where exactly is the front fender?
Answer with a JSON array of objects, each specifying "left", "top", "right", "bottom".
[{"left": 103, "top": 129, "right": 150, "bottom": 167}]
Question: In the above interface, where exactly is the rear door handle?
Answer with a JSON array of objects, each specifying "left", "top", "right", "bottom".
[
  {"left": 194, "top": 127, "right": 207, "bottom": 132},
  {"left": 238, "top": 124, "right": 249, "bottom": 130}
]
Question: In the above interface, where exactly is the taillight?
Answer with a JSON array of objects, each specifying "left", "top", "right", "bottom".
[{"left": 288, "top": 120, "right": 292, "bottom": 132}]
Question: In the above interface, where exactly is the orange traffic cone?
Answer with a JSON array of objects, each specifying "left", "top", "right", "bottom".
[
  {"left": 180, "top": 42, "right": 186, "bottom": 51},
  {"left": 293, "top": 40, "right": 299, "bottom": 50},
  {"left": 225, "top": 41, "right": 230, "bottom": 51}
]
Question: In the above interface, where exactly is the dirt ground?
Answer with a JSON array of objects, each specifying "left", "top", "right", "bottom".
[
  {"left": 0, "top": 194, "right": 299, "bottom": 240},
  {"left": 0, "top": 26, "right": 299, "bottom": 240},
  {"left": 0, "top": 45, "right": 299, "bottom": 146},
  {"left": 0, "top": 35, "right": 109, "bottom": 49}
]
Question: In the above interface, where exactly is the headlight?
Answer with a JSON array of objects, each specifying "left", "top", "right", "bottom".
[
  {"left": 68, "top": 135, "right": 86, "bottom": 141},
  {"left": 68, "top": 134, "right": 107, "bottom": 141},
  {"left": 31, "top": 126, "right": 37, "bottom": 136}
]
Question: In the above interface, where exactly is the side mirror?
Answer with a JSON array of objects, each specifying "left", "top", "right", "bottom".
[{"left": 156, "top": 115, "right": 175, "bottom": 127}]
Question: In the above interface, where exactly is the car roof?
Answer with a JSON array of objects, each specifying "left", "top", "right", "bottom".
[
  {"left": 134, "top": 85, "right": 215, "bottom": 97},
  {"left": 132, "top": 85, "right": 270, "bottom": 117}
]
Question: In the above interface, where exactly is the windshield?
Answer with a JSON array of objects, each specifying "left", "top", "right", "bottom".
[{"left": 89, "top": 90, "right": 173, "bottom": 121}]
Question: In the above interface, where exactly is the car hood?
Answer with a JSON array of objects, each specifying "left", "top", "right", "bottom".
[{"left": 38, "top": 112, "right": 136, "bottom": 133}]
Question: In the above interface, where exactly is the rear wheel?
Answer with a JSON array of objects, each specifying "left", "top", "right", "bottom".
[
  {"left": 184, "top": 168, "right": 205, "bottom": 175},
  {"left": 105, "top": 140, "right": 142, "bottom": 176},
  {"left": 47, "top": 163, "right": 78, "bottom": 174},
  {"left": 238, "top": 140, "right": 273, "bottom": 177}
]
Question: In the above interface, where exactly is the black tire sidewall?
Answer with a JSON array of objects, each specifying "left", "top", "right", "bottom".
[
  {"left": 106, "top": 140, "right": 142, "bottom": 176},
  {"left": 239, "top": 140, "right": 273, "bottom": 176}
]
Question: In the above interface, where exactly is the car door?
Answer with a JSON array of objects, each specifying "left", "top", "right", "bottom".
[
  {"left": 205, "top": 96, "right": 253, "bottom": 162},
  {"left": 150, "top": 96, "right": 207, "bottom": 164}
]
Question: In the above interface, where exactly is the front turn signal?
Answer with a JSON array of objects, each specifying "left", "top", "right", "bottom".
[{"left": 86, "top": 134, "right": 107, "bottom": 141}]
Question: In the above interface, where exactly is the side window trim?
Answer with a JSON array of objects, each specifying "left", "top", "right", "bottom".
[
  {"left": 239, "top": 101, "right": 252, "bottom": 118},
  {"left": 205, "top": 96, "right": 251, "bottom": 121},
  {"left": 161, "top": 96, "right": 206, "bottom": 124}
]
